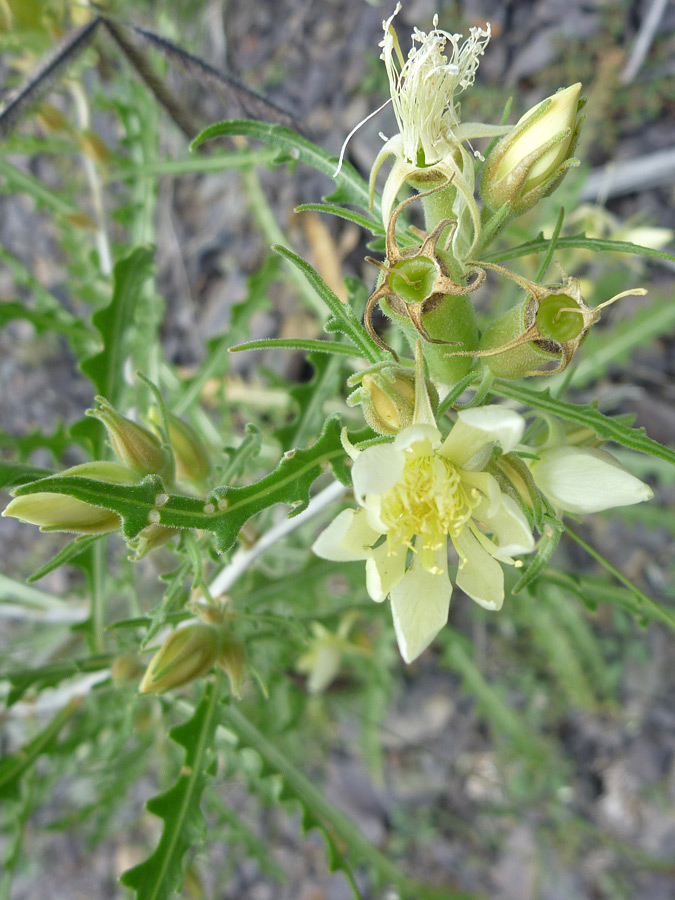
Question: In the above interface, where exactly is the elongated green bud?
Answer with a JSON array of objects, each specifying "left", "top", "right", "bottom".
[
  {"left": 2, "top": 461, "right": 136, "bottom": 534},
  {"left": 139, "top": 624, "right": 222, "bottom": 694},
  {"left": 87, "top": 397, "right": 173, "bottom": 481},
  {"left": 481, "top": 84, "right": 584, "bottom": 215}
]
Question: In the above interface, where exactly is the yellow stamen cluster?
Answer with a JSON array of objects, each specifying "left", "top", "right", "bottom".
[{"left": 379, "top": 452, "right": 476, "bottom": 551}]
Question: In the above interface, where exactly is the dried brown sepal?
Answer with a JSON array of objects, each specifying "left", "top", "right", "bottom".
[
  {"left": 363, "top": 181, "right": 486, "bottom": 357},
  {"left": 444, "top": 260, "right": 646, "bottom": 377}
]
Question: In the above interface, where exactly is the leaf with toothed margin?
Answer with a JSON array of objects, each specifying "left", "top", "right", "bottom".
[
  {"left": 0, "top": 461, "right": 51, "bottom": 490},
  {"left": 0, "top": 421, "right": 76, "bottom": 462},
  {"left": 79, "top": 245, "right": 156, "bottom": 403},
  {"left": 12, "top": 417, "right": 353, "bottom": 553},
  {"left": 273, "top": 353, "right": 344, "bottom": 451},
  {"left": 491, "top": 382, "right": 675, "bottom": 467},
  {"left": 11, "top": 473, "right": 164, "bottom": 541},
  {"left": 220, "top": 703, "right": 471, "bottom": 900},
  {"left": 120, "top": 678, "right": 223, "bottom": 900}
]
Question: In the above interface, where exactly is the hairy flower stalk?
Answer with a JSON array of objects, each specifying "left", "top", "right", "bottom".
[{"left": 313, "top": 348, "right": 535, "bottom": 662}]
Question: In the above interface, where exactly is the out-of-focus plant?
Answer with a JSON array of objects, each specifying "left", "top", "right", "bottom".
[{"left": 1, "top": 3, "right": 673, "bottom": 900}]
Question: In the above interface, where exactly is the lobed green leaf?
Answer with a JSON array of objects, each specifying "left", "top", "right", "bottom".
[
  {"left": 13, "top": 416, "right": 351, "bottom": 552},
  {"left": 80, "top": 245, "right": 156, "bottom": 403},
  {"left": 120, "top": 676, "right": 224, "bottom": 900}
]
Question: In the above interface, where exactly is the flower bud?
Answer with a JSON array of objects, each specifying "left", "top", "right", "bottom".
[
  {"left": 87, "top": 397, "right": 173, "bottom": 481},
  {"left": 163, "top": 412, "right": 211, "bottom": 486},
  {"left": 528, "top": 446, "right": 653, "bottom": 515},
  {"left": 481, "top": 83, "right": 584, "bottom": 215},
  {"left": 127, "top": 523, "right": 179, "bottom": 560},
  {"left": 347, "top": 364, "right": 437, "bottom": 435},
  {"left": 139, "top": 624, "right": 222, "bottom": 694},
  {"left": 218, "top": 638, "right": 246, "bottom": 699},
  {"left": 488, "top": 452, "right": 544, "bottom": 530},
  {"left": 296, "top": 624, "right": 344, "bottom": 694},
  {"left": 2, "top": 461, "right": 136, "bottom": 534}
]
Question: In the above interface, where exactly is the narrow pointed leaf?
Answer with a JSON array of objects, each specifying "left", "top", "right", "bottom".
[
  {"left": 190, "top": 120, "right": 381, "bottom": 220},
  {"left": 491, "top": 382, "right": 675, "bottom": 466}
]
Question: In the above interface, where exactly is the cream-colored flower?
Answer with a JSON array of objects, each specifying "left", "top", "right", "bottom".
[
  {"left": 380, "top": 5, "right": 491, "bottom": 170},
  {"left": 360, "top": 6, "right": 510, "bottom": 256},
  {"left": 528, "top": 445, "right": 653, "bottom": 514},
  {"left": 313, "top": 380, "right": 534, "bottom": 662},
  {"left": 296, "top": 612, "right": 368, "bottom": 693}
]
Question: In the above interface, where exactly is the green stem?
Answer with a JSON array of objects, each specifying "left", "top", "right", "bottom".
[
  {"left": 535, "top": 207, "right": 565, "bottom": 282},
  {"left": 242, "top": 167, "right": 326, "bottom": 318},
  {"left": 472, "top": 203, "right": 512, "bottom": 258},
  {"left": 418, "top": 180, "right": 461, "bottom": 272},
  {"left": 454, "top": 369, "right": 494, "bottom": 409},
  {"left": 563, "top": 525, "right": 659, "bottom": 612},
  {"left": 221, "top": 704, "right": 479, "bottom": 900},
  {"left": 436, "top": 371, "right": 481, "bottom": 418},
  {"left": 89, "top": 537, "right": 108, "bottom": 652}
]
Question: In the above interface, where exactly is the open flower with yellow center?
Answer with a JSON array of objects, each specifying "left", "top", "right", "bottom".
[{"left": 313, "top": 357, "right": 534, "bottom": 662}]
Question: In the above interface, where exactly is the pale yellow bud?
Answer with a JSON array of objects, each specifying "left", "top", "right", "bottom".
[
  {"left": 347, "top": 364, "right": 437, "bottom": 436},
  {"left": 481, "top": 83, "right": 584, "bottom": 214},
  {"left": 2, "top": 461, "right": 136, "bottom": 534},
  {"left": 164, "top": 413, "right": 211, "bottom": 486},
  {"left": 139, "top": 624, "right": 222, "bottom": 694},
  {"left": 218, "top": 639, "right": 246, "bottom": 699}
]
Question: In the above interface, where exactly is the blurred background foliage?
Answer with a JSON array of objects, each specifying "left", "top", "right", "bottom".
[{"left": 0, "top": 1, "right": 674, "bottom": 899}]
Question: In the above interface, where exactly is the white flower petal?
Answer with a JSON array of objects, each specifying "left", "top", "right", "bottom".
[
  {"left": 475, "top": 494, "right": 535, "bottom": 558},
  {"left": 366, "top": 542, "right": 407, "bottom": 602},
  {"left": 530, "top": 446, "right": 653, "bottom": 514},
  {"left": 312, "top": 509, "right": 379, "bottom": 561},
  {"left": 453, "top": 527, "right": 504, "bottom": 611},
  {"left": 440, "top": 406, "right": 525, "bottom": 467},
  {"left": 381, "top": 156, "right": 418, "bottom": 226},
  {"left": 461, "top": 470, "right": 502, "bottom": 518},
  {"left": 351, "top": 442, "right": 404, "bottom": 504},
  {"left": 389, "top": 547, "right": 452, "bottom": 663},
  {"left": 368, "top": 134, "right": 402, "bottom": 211},
  {"left": 393, "top": 423, "right": 441, "bottom": 453}
]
